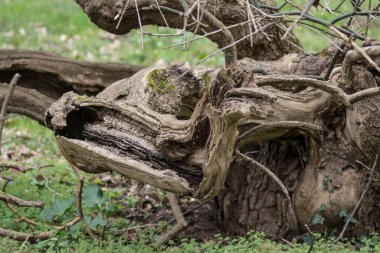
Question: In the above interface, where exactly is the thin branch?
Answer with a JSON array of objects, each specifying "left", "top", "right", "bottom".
[
  {"left": 331, "top": 27, "right": 380, "bottom": 73},
  {"left": 235, "top": 149, "right": 291, "bottom": 201},
  {"left": 71, "top": 165, "right": 99, "bottom": 240},
  {"left": 0, "top": 217, "right": 80, "bottom": 242},
  {"left": 116, "top": 0, "right": 131, "bottom": 30},
  {"left": 0, "top": 73, "right": 21, "bottom": 154},
  {"left": 349, "top": 87, "right": 380, "bottom": 104},
  {"left": 282, "top": 0, "right": 317, "bottom": 39},
  {"left": 334, "top": 155, "right": 378, "bottom": 243},
  {"left": 0, "top": 191, "right": 44, "bottom": 208},
  {"left": 154, "top": 193, "right": 188, "bottom": 247},
  {"left": 341, "top": 46, "right": 380, "bottom": 85}
]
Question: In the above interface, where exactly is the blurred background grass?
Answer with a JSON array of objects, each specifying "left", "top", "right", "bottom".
[
  {"left": 1, "top": 0, "right": 379, "bottom": 67},
  {"left": 0, "top": 0, "right": 224, "bottom": 66}
]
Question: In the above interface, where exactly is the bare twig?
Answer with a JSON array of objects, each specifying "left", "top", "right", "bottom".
[
  {"left": 0, "top": 217, "right": 81, "bottom": 242},
  {"left": 237, "top": 121, "right": 323, "bottom": 145},
  {"left": 349, "top": 87, "right": 380, "bottom": 104},
  {"left": 0, "top": 163, "right": 54, "bottom": 172},
  {"left": 154, "top": 193, "right": 188, "bottom": 247},
  {"left": 282, "top": 0, "right": 317, "bottom": 39},
  {"left": 304, "top": 224, "right": 315, "bottom": 253},
  {"left": 235, "top": 149, "right": 291, "bottom": 201},
  {"left": 71, "top": 165, "right": 99, "bottom": 240},
  {"left": 116, "top": 0, "right": 131, "bottom": 30},
  {"left": 341, "top": 46, "right": 380, "bottom": 85},
  {"left": 5, "top": 203, "right": 39, "bottom": 227},
  {"left": 0, "top": 73, "right": 21, "bottom": 154},
  {"left": 236, "top": 149, "right": 299, "bottom": 230},
  {"left": 0, "top": 191, "right": 44, "bottom": 208},
  {"left": 167, "top": 200, "right": 209, "bottom": 225}
]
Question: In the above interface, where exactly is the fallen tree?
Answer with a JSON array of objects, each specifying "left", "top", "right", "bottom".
[{"left": 1, "top": 0, "right": 380, "bottom": 241}]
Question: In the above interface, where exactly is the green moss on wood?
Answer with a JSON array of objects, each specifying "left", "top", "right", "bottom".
[
  {"left": 147, "top": 69, "right": 175, "bottom": 94},
  {"left": 202, "top": 72, "right": 212, "bottom": 87}
]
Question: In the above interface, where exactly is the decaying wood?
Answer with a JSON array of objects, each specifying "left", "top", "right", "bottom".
[
  {"left": 45, "top": 64, "right": 276, "bottom": 199},
  {"left": 1, "top": 45, "right": 378, "bottom": 239},
  {"left": 0, "top": 49, "right": 141, "bottom": 123}
]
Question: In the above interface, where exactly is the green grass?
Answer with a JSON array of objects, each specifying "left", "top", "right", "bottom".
[
  {"left": 0, "top": 0, "right": 224, "bottom": 66},
  {"left": 1, "top": 0, "right": 380, "bottom": 252}
]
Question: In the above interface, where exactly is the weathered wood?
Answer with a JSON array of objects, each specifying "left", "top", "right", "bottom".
[{"left": 46, "top": 65, "right": 276, "bottom": 199}]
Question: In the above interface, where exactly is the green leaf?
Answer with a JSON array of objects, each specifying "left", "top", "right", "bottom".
[
  {"left": 339, "top": 209, "right": 350, "bottom": 218},
  {"left": 311, "top": 213, "right": 325, "bottom": 225},
  {"left": 69, "top": 222, "right": 82, "bottom": 238},
  {"left": 83, "top": 183, "right": 107, "bottom": 208},
  {"left": 89, "top": 216, "right": 107, "bottom": 230},
  {"left": 339, "top": 209, "right": 358, "bottom": 224},
  {"left": 42, "top": 197, "right": 75, "bottom": 222},
  {"left": 30, "top": 178, "right": 45, "bottom": 187},
  {"left": 319, "top": 204, "right": 327, "bottom": 211}
]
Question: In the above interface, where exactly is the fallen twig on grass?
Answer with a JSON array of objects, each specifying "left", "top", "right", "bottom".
[
  {"left": 71, "top": 165, "right": 99, "bottom": 240},
  {"left": 0, "top": 191, "right": 44, "bottom": 208},
  {"left": 0, "top": 217, "right": 81, "bottom": 242},
  {"left": 154, "top": 193, "right": 188, "bottom": 247}
]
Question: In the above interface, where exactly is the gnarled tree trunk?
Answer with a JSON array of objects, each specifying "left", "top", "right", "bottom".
[{"left": 1, "top": 0, "right": 380, "bottom": 240}]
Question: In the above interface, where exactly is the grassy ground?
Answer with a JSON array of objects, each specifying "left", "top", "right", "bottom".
[{"left": 1, "top": 0, "right": 380, "bottom": 252}]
